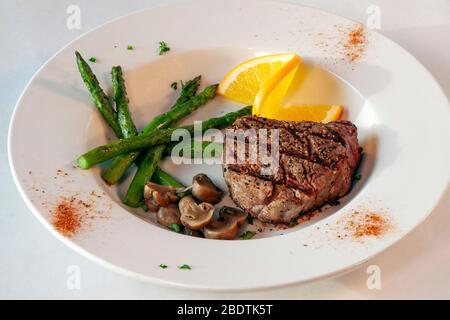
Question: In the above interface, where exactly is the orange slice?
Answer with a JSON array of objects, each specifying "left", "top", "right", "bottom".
[
  {"left": 262, "top": 104, "right": 343, "bottom": 123},
  {"left": 218, "top": 53, "right": 301, "bottom": 106}
]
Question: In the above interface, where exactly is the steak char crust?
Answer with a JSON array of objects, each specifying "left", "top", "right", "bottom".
[{"left": 223, "top": 116, "right": 361, "bottom": 223}]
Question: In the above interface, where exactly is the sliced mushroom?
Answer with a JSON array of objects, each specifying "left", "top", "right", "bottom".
[
  {"left": 156, "top": 204, "right": 181, "bottom": 227},
  {"left": 192, "top": 174, "right": 223, "bottom": 204},
  {"left": 219, "top": 206, "right": 248, "bottom": 226},
  {"left": 179, "top": 196, "right": 214, "bottom": 230},
  {"left": 144, "top": 182, "right": 179, "bottom": 212},
  {"left": 203, "top": 216, "right": 239, "bottom": 240},
  {"left": 204, "top": 206, "right": 249, "bottom": 240}
]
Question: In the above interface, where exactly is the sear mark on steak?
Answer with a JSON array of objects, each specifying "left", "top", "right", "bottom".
[{"left": 223, "top": 116, "right": 361, "bottom": 224}]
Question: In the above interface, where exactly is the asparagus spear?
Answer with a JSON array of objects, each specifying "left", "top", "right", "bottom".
[
  {"left": 75, "top": 51, "right": 123, "bottom": 138},
  {"left": 143, "top": 76, "right": 203, "bottom": 133},
  {"left": 125, "top": 140, "right": 223, "bottom": 206},
  {"left": 106, "top": 73, "right": 201, "bottom": 206},
  {"left": 151, "top": 167, "right": 191, "bottom": 198},
  {"left": 98, "top": 66, "right": 139, "bottom": 185},
  {"left": 123, "top": 81, "right": 219, "bottom": 206},
  {"left": 124, "top": 136, "right": 213, "bottom": 207},
  {"left": 141, "top": 84, "right": 217, "bottom": 131},
  {"left": 77, "top": 106, "right": 252, "bottom": 168},
  {"left": 163, "top": 141, "right": 223, "bottom": 158},
  {"left": 111, "top": 66, "right": 137, "bottom": 138},
  {"left": 119, "top": 78, "right": 208, "bottom": 206},
  {"left": 151, "top": 166, "right": 185, "bottom": 188},
  {"left": 101, "top": 78, "right": 205, "bottom": 185},
  {"left": 123, "top": 144, "right": 166, "bottom": 207},
  {"left": 75, "top": 54, "right": 185, "bottom": 203}
]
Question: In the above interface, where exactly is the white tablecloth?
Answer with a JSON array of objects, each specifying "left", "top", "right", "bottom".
[{"left": 1, "top": 0, "right": 449, "bottom": 299}]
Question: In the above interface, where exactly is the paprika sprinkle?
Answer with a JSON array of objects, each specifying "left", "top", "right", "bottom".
[
  {"left": 343, "top": 24, "right": 367, "bottom": 62},
  {"left": 52, "top": 197, "right": 82, "bottom": 237}
]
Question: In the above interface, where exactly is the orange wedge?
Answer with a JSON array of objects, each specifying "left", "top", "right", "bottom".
[
  {"left": 262, "top": 104, "right": 343, "bottom": 123},
  {"left": 219, "top": 53, "right": 343, "bottom": 123},
  {"left": 218, "top": 53, "right": 301, "bottom": 106}
]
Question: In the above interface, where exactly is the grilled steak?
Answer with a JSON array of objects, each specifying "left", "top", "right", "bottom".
[{"left": 222, "top": 116, "right": 361, "bottom": 224}]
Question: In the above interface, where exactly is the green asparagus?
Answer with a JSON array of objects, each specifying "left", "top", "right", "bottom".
[
  {"left": 123, "top": 144, "right": 166, "bottom": 207},
  {"left": 142, "top": 76, "right": 202, "bottom": 133},
  {"left": 163, "top": 141, "right": 223, "bottom": 158},
  {"left": 123, "top": 145, "right": 166, "bottom": 207},
  {"left": 75, "top": 51, "right": 123, "bottom": 138},
  {"left": 101, "top": 77, "right": 205, "bottom": 185},
  {"left": 151, "top": 166, "right": 185, "bottom": 188},
  {"left": 77, "top": 106, "right": 252, "bottom": 168},
  {"left": 151, "top": 167, "right": 192, "bottom": 198},
  {"left": 122, "top": 78, "right": 207, "bottom": 205},
  {"left": 142, "top": 84, "right": 218, "bottom": 132},
  {"left": 112, "top": 66, "right": 137, "bottom": 138},
  {"left": 75, "top": 54, "right": 186, "bottom": 208},
  {"left": 123, "top": 78, "right": 209, "bottom": 206}
]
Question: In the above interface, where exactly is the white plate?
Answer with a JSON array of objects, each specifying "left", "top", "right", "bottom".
[{"left": 8, "top": 0, "right": 450, "bottom": 291}]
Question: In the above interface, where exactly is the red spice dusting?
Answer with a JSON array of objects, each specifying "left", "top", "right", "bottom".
[
  {"left": 27, "top": 169, "right": 112, "bottom": 237},
  {"left": 52, "top": 198, "right": 82, "bottom": 237},
  {"left": 50, "top": 193, "right": 111, "bottom": 237},
  {"left": 352, "top": 212, "right": 387, "bottom": 238},
  {"left": 343, "top": 24, "right": 367, "bottom": 62},
  {"left": 337, "top": 210, "right": 391, "bottom": 240}
]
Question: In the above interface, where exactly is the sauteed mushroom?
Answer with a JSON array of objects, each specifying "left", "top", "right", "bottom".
[
  {"left": 192, "top": 174, "right": 223, "bottom": 204},
  {"left": 179, "top": 196, "right": 214, "bottom": 230},
  {"left": 156, "top": 204, "right": 181, "bottom": 227},
  {"left": 203, "top": 207, "right": 248, "bottom": 240},
  {"left": 203, "top": 216, "right": 239, "bottom": 240},
  {"left": 143, "top": 182, "right": 179, "bottom": 212},
  {"left": 219, "top": 206, "right": 248, "bottom": 225}
]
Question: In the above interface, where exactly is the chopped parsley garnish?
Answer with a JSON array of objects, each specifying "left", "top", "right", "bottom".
[
  {"left": 127, "top": 45, "right": 134, "bottom": 50},
  {"left": 240, "top": 231, "right": 256, "bottom": 240},
  {"left": 178, "top": 264, "right": 191, "bottom": 270},
  {"left": 169, "top": 223, "right": 181, "bottom": 233},
  {"left": 171, "top": 81, "right": 178, "bottom": 90},
  {"left": 88, "top": 56, "right": 97, "bottom": 63},
  {"left": 159, "top": 264, "right": 168, "bottom": 269},
  {"left": 247, "top": 214, "right": 254, "bottom": 225},
  {"left": 158, "top": 41, "right": 170, "bottom": 55},
  {"left": 354, "top": 173, "right": 362, "bottom": 180}
]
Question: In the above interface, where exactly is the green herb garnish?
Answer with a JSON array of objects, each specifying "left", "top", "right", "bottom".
[
  {"left": 354, "top": 173, "right": 362, "bottom": 180},
  {"left": 127, "top": 45, "right": 134, "bottom": 50},
  {"left": 169, "top": 223, "right": 181, "bottom": 233},
  {"left": 247, "top": 215, "right": 254, "bottom": 225},
  {"left": 240, "top": 231, "right": 256, "bottom": 240},
  {"left": 159, "top": 264, "right": 168, "bottom": 269},
  {"left": 288, "top": 221, "right": 297, "bottom": 228},
  {"left": 178, "top": 264, "right": 191, "bottom": 270},
  {"left": 88, "top": 56, "right": 97, "bottom": 63},
  {"left": 158, "top": 41, "right": 170, "bottom": 55},
  {"left": 171, "top": 81, "right": 178, "bottom": 90}
]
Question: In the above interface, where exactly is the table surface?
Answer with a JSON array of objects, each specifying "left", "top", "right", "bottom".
[{"left": 1, "top": 0, "right": 449, "bottom": 299}]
